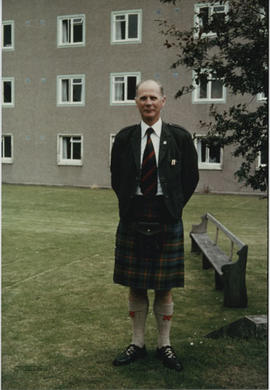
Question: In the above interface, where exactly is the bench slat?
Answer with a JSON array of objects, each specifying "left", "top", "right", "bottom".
[
  {"left": 191, "top": 233, "right": 230, "bottom": 274},
  {"left": 206, "top": 213, "right": 245, "bottom": 248}
]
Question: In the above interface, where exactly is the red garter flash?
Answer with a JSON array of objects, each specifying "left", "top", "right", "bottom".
[{"left": 163, "top": 315, "right": 172, "bottom": 321}]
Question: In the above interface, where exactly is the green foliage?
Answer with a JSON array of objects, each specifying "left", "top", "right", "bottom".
[{"left": 158, "top": 0, "right": 268, "bottom": 191}]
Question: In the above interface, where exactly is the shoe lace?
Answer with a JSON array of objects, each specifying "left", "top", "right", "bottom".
[
  {"left": 126, "top": 344, "right": 136, "bottom": 356},
  {"left": 163, "top": 346, "right": 176, "bottom": 359}
]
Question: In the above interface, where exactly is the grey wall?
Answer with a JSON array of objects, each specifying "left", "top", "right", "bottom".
[{"left": 2, "top": 0, "right": 261, "bottom": 194}]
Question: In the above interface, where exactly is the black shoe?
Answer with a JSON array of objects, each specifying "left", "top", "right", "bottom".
[
  {"left": 113, "top": 344, "right": 147, "bottom": 366},
  {"left": 156, "top": 346, "right": 183, "bottom": 372}
]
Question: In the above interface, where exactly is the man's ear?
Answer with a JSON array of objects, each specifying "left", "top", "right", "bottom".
[{"left": 162, "top": 95, "right": 167, "bottom": 107}]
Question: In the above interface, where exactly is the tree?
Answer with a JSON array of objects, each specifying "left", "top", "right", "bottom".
[{"left": 158, "top": 0, "right": 268, "bottom": 191}]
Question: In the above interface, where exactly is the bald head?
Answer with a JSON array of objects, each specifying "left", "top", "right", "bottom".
[{"left": 136, "top": 80, "right": 165, "bottom": 98}]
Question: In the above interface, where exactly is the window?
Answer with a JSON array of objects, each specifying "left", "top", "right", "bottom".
[
  {"left": 109, "top": 134, "right": 116, "bottom": 162},
  {"left": 57, "top": 135, "right": 83, "bottom": 166},
  {"left": 57, "top": 75, "right": 85, "bottom": 106},
  {"left": 195, "top": 136, "right": 223, "bottom": 170},
  {"left": 2, "top": 78, "right": 15, "bottom": 107},
  {"left": 1, "top": 134, "right": 13, "bottom": 163},
  {"left": 194, "top": 3, "right": 228, "bottom": 38},
  {"left": 257, "top": 92, "right": 267, "bottom": 102},
  {"left": 2, "top": 20, "right": 14, "bottom": 50},
  {"left": 110, "top": 72, "right": 140, "bottom": 105},
  {"left": 111, "top": 10, "right": 142, "bottom": 43},
  {"left": 258, "top": 149, "right": 267, "bottom": 168},
  {"left": 57, "top": 15, "right": 85, "bottom": 47},
  {"left": 192, "top": 71, "right": 226, "bottom": 103}
]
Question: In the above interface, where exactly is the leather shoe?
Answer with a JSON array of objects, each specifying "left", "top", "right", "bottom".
[
  {"left": 113, "top": 344, "right": 147, "bottom": 366},
  {"left": 156, "top": 345, "right": 183, "bottom": 372}
]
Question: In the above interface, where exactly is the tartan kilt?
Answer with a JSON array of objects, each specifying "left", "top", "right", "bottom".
[{"left": 113, "top": 217, "right": 184, "bottom": 291}]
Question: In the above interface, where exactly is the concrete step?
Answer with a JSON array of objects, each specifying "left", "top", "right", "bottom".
[{"left": 206, "top": 315, "right": 267, "bottom": 339}]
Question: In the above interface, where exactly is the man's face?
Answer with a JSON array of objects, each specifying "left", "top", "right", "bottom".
[{"left": 135, "top": 81, "right": 166, "bottom": 126}]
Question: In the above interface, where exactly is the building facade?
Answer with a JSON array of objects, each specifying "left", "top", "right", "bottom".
[{"left": 2, "top": 0, "right": 265, "bottom": 193}]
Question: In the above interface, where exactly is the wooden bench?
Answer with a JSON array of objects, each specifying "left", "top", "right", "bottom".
[{"left": 190, "top": 213, "right": 248, "bottom": 308}]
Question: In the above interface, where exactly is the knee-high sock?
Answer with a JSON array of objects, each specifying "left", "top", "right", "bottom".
[
  {"left": 153, "top": 301, "right": 174, "bottom": 348},
  {"left": 128, "top": 299, "right": 149, "bottom": 348}
]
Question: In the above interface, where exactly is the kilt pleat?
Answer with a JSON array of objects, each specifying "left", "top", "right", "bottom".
[{"left": 113, "top": 217, "right": 184, "bottom": 290}]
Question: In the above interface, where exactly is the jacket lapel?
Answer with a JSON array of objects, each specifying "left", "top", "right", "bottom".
[
  {"left": 159, "top": 122, "right": 171, "bottom": 165},
  {"left": 131, "top": 124, "right": 141, "bottom": 170}
]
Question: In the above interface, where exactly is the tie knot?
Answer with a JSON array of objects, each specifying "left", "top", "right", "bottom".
[{"left": 146, "top": 128, "right": 154, "bottom": 137}]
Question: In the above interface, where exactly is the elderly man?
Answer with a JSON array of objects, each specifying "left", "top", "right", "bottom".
[{"left": 110, "top": 80, "right": 199, "bottom": 371}]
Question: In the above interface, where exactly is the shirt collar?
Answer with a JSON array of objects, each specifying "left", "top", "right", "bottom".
[{"left": 141, "top": 118, "right": 162, "bottom": 138}]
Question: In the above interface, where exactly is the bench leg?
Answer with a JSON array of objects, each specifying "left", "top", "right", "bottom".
[
  {"left": 222, "top": 250, "right": 248, "bottom": 308},
  {"left": 202, "top": 254, "right": 211, "bottom": 270},
  {"left": 215, "top": 271, "right": 224, "bottom": 290},
  {"left": 191, "top": 237, "right": 201, "bottom": 254}
]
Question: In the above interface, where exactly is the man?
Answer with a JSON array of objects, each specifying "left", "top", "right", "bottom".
[{"left": 110, "top": 80, "right": 199, "bottom": 372}]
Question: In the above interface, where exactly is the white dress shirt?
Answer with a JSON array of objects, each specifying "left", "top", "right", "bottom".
[{"left": 136, "top": 118, "right": 163, "bottom": 195}]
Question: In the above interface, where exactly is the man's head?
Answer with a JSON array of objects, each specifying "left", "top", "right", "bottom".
[{"left": 135, "top": 80, "right": 166, "bottom": 126}]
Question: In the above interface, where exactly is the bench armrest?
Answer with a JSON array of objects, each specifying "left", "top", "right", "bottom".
[{"left": 190, "top": 214, "right": 208, "bottom": 234}]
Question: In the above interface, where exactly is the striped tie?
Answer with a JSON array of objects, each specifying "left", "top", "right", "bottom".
[{"left": 140, "top": 128, "right": 157, "bottom": 197}]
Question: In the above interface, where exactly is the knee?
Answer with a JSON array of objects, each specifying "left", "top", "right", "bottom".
[
  {"left": 129, "top": 288, "right": 148, "bottom": 303},
  {"left": 154, "top": 290, "right": 172, "bottom": 304}
]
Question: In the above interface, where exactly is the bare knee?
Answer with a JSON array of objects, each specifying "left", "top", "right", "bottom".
[
  {"left": 129, "top": 288, "right": 148, "bottom": 303},
  {"left": 154, "top": 290, "right": 172, "bottom": 304}
]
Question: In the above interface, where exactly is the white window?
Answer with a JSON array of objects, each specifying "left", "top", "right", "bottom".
[
  {"left": 109, "top": 133, "right": 116, "bottom": 162},
  {"left": 111, "top": 10, "right": 142, "bottom": 44},
  {"left": 2, "top": 77, "right": 15, "bottom": 107},
  {"left": 57, "top": 135, "right": 83, "bottom": 166},
  {"left": 257, "top": 149, "right": 267, "bottom": 168},
  {"left": 110, "top": 72, "right": 140, "bottom": 105},
  {"left": 1, "top": 134, "right": 13, "bottom": 163},
  {"left": 192, "top": 71, "right": 226, "bottom": 103},
  {"left": 257, "top": 92, "right": 267, "bottom": 102},
  {"left": 57, "top": 15, "right": 85, "bottom": 47},
  {"left": 57, "top": 75, "right": 85, "bottom": 106},
  {"left": 195, "top": 136, "right": 223, "bottom": 170},
  {"left": 194, "top": 2, "right": 228, "bottom": 38},
  {"left": 2, "top": 20, "right": 14, "bottom": 50}
]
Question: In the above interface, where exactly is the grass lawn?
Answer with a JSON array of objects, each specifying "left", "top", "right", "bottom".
[{"left": 2, "top": 184, "right": 268, "bottom": 390}]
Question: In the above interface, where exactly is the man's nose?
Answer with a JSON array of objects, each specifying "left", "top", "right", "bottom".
[{"left": 145, "top": 97, "right": 152, "bottom": 105}]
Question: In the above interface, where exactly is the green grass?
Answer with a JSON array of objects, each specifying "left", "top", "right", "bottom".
[{"left": 2, "top": 184, "right": 268, "bottom": 389}]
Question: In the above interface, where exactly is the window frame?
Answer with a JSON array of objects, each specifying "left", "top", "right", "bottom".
[
  {"left": 57, "top": 134, "right": 83, "bottom": 166},
  {"left": 110, "top": 72, "right": 141, "bottom": 105},
  {"left": 194, "top": 2, "right": 229, "bottom": 38},
  {"left": 257, "top": 151, "right": 267, "bottom": 168},
  {"left": 109, "top": 133, "right": 116, "bottom": 163},
  {"left": 192, "top": 70, "right": 226, "bottom": 104},
  {"left": 57, "top": 14, "right": 86, "bottom": 48},
  {"left": 2, "top": 77, "right": 15, "bottom": 107},
  {"left": 57, "top": 74, "right": 85, "bottom": 106},
  {"left": 257, "top": 92, "right": 267, "bottom": 102},
  {"left": 111, "top": 9, "right": 142, "bottom": 44},
  {"left": 194, "top": 135, "right": 223, "bottom": 170},
  {"left": 2, "top": 20, "right": 15, "bottom": 50},
  {"left": 1, "top": 134, "right": 13, "bottom": 163}
]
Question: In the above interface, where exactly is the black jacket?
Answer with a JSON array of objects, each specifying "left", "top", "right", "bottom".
[{"left": 111, "top": 122, "right": 199, "bottom": 220}]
